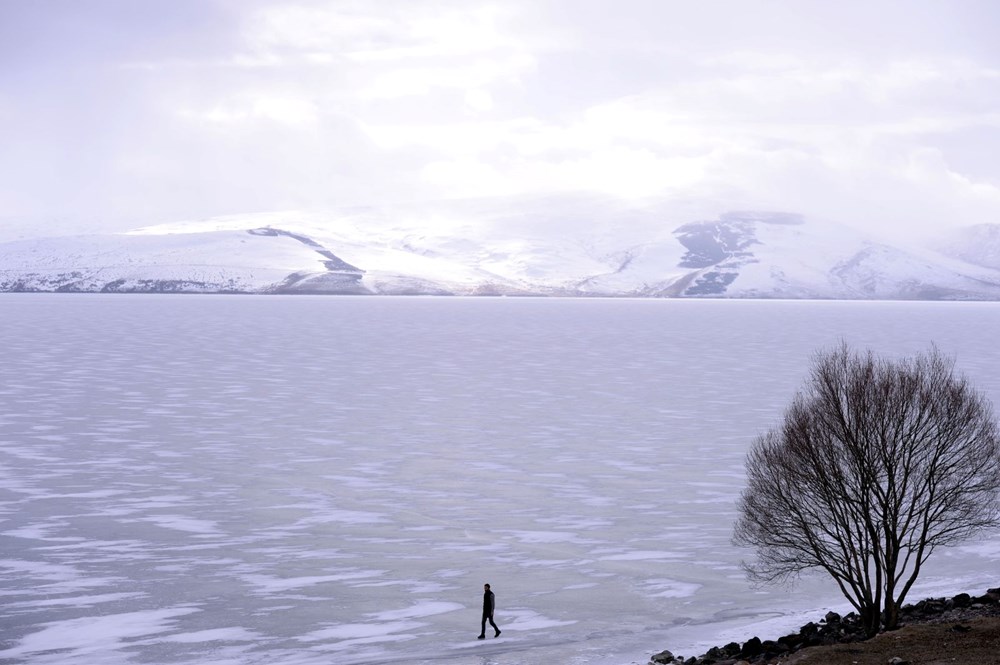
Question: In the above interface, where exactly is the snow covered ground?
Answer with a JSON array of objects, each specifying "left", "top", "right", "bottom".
[{"left": 1, "top": 295, "right": 999, "bottom": 665}]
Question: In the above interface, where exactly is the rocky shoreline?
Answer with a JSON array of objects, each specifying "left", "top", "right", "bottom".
[{"left": 650, "top": 587, "right": 1000, "bottom": 665}]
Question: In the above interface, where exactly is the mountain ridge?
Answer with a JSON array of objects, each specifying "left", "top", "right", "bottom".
[{"left": 2, "top": 209, "right": 1000, "bottom": 299}]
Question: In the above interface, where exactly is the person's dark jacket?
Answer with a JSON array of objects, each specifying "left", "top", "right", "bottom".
[{"left": 482, "top": 590, "right": 495, "bottom": 617}]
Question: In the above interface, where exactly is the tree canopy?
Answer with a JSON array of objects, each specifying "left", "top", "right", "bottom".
[{"left": 733, "top": 343, "right": 1000, "bottom": 636}]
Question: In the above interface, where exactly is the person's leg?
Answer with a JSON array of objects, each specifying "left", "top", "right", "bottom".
[
  {"left": 489, "top": 615, "right": 500, "bottom": 636},
  {"left": 478, "top": 615, "right": 487, "bottom": 638}
]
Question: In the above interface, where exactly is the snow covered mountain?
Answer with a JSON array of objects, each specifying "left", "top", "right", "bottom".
[
  {"left": 935, "top": 223, "right": 1000, "bottom": 272},
  {"left": 3, "top": 206, "right": 1000, "bottom": 299}
]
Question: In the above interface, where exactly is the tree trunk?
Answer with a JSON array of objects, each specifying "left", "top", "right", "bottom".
[
  {"left": 883, "top": 599, "right": 900, "bottom": 631},
  {"left": 860, "top": 604, "right": 881, "bottom": 638}
]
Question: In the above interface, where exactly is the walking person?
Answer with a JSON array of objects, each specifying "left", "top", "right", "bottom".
[{"left": 477, "top": 583, "right": 501, "bottom": 639}]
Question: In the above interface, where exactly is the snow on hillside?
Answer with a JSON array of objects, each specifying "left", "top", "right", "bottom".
[
  {"left": 0, "top": 231, "right": 308, "bottom": 293},
  {"left": 936, "top": 224, "right": 1000, "bottom": 271},
  {"left": 3, "top": 207, "right": 1000, "bottom": 300},
  {"left": 727, "top": 214, "right": 865, "bottom": 298}
]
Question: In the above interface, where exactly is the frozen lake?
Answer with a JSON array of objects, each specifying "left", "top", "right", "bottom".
[{"left": 2, "top": 295, "right": 999, "bottom": 665}]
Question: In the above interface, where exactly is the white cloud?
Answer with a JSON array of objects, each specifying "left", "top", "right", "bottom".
[
  {"left": 184, "top": 94, "right": 320, "bottom": 126},
  {"left": 357, "top": 53, "right": 535, "bottom": 100},
  {"left": 464, "top": 88, "right": 494, "bottom": 112},
  {"left": 242, "top": 4, "right": 400, "bottom": 53},
  {"left": 2, "top": 0, "right": 1000, "bottom": 236},
  {"left": 350, "top": 47, "right": 1000, "bottom": 234},
  {"left": 242, "top": 2, "right": 535, "bottom": 62},
  {"left": 345, "top": 5, "right": 533, "bottom": 61}
]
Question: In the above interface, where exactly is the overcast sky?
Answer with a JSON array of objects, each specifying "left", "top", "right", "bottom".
[{"left": 2, "top": 0, "right": 999, "bottom": 238}]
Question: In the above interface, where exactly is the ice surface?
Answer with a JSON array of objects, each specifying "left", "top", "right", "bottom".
[
  {"left": 0, "top": 608, "right": 200, "bottom": 660},
  {"left": 159, "top": 627, "right": 262, "bottom": 643},
  {"left": 1, "top": 295, "right": 999, "bottom": 665}
]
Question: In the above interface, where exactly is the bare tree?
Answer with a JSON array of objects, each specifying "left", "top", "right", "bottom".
[{"left": 733, "top": 343, "right": 1000, "bottom": 637}]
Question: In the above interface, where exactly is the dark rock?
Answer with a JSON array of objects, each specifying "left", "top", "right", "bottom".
[
  {"left": 649, "top": 648, "right": 676, "bottom": 664},
  {"left": 652, "top": 585, "right": 1000, "bottom": 665},
  {"left": 704, "top": 645, "right": 728, "bottom": 660},
  {"left": 776, "top": 634, "right": 802, "bottom": 650},
  {"left": 739, "top": 636, "right": 762, "bottom": 658}
]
